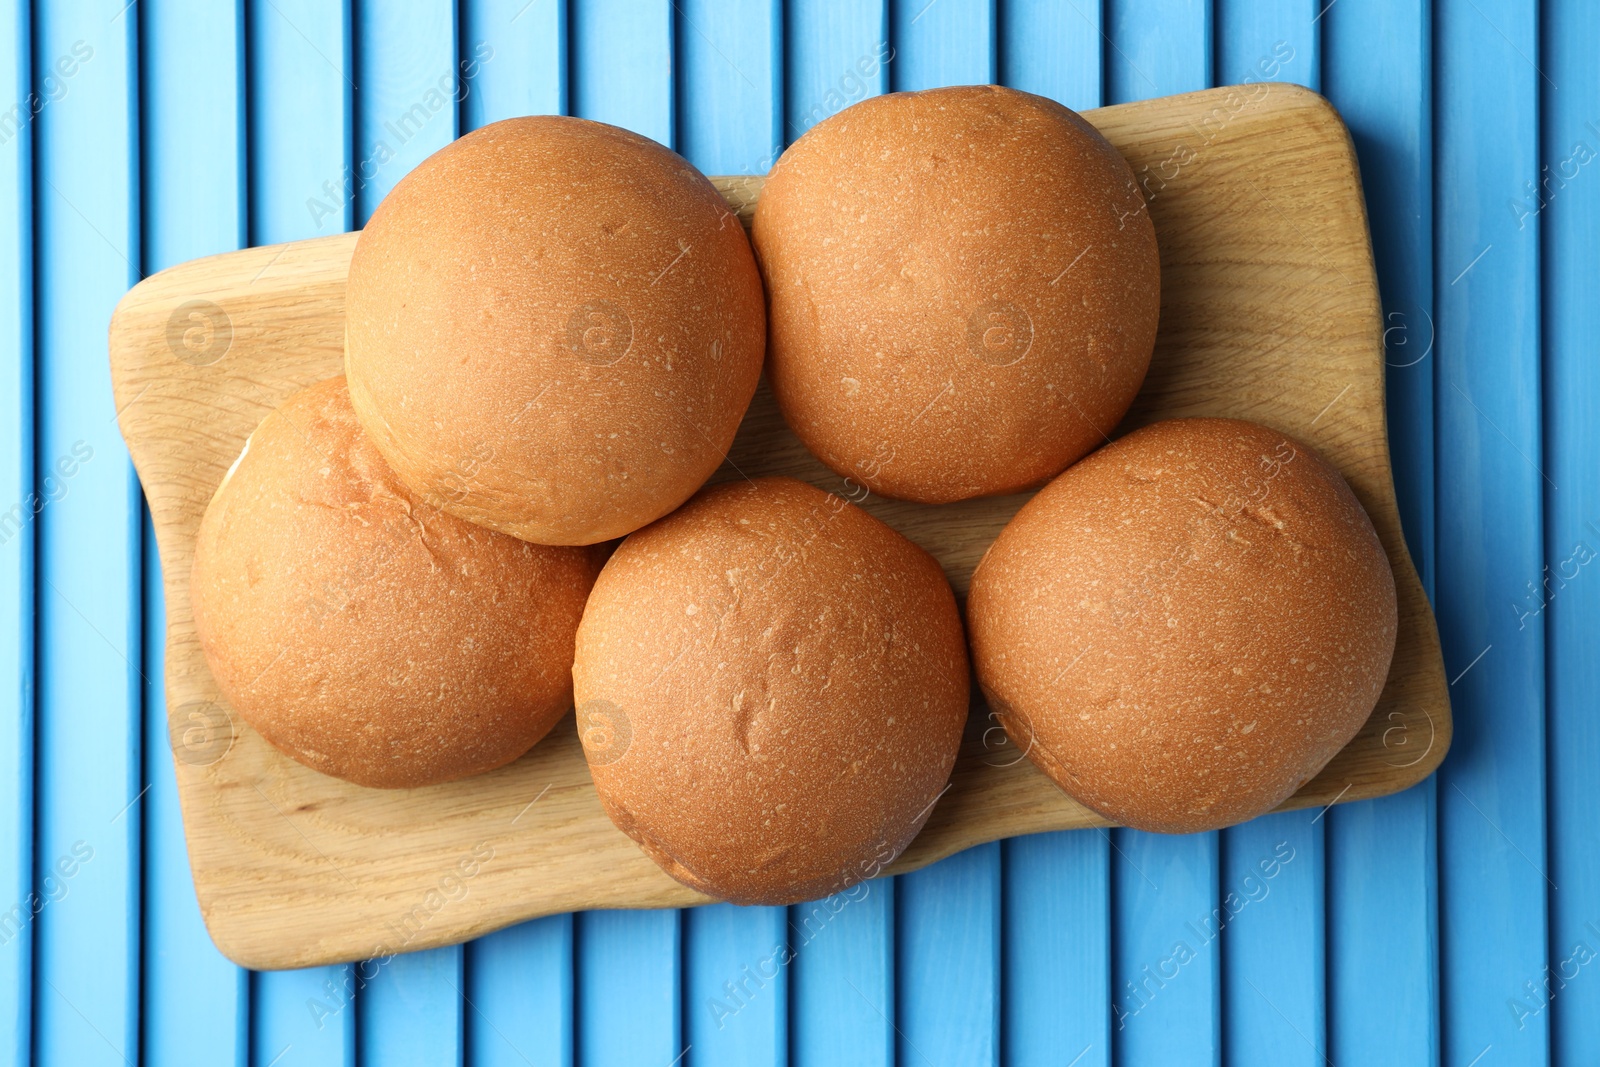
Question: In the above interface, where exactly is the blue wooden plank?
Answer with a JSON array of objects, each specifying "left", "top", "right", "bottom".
[
  {"left": 31, "top": 2, "right": 142, "bottom": 1064},
  {"left": 897, "top": 843, "right": 1000, "bottom": 1066},
  {"left": 357, "top": 949, "right": 465, "bottom": 1067},
  {"left": 1111, "top": 831, "right": 1220, "bottom": 1066},
  {"left": 352, "top": 0, "right": 459, "bottom": 226},
  {"left": 1322, "top": 3, "right": 1441, "bottom": 1065},
  {"left": 575, "top": 910, "right": 682, "bottom": 1067},
  {"left": 570, "top": 0, "right": 672, "bottom": 144},
  {"left": 465, "top": 917, "right": 573, "bottom": 1067},
  {"left": 883, "top": 7, "right": 1000, "bottom": 1063},
  {"left": 890, "top": 0, "right": 994, "bottom": 92},
  {"left": 462, "top": 0, "right": 564, "bottom": 131},
  {"left": 452, "top": 8, "right": 573, "bottom": 1066},
  {"left": 1105, "top": 0, "right": 1210, "bottom": 102},
  {"left": 138, "top": 3, "right": 248, "bottom": 1064},
  {"left": 672, "top": 7, "right": 787, "bottom": 1065},
  {"left": 0, "top": 3, "right": 29, "bottom": 1065},
  {"left": 1541, "top": 2, "right": 1600, "bottom": 1060},
  {"left": 782, "top": 0, "right": 888, "bottom": 143},
  {"left": 997, "top": 0, "right": 1101, "bottom": 110},
  {"left": 249, "top": 0, "right": 353, "bottom": 242},
  {"left": 1002, "top": 832, "right": 1110, "bottom": 1067},
  {"left": 676, "top": 0, "right": 780, "bottom": 175},
  {"left": 246, "top": 3, "right": 359, "bottom": 1063},
  {"left": 993, "top": 7, "right": 1109, "bottom": 1065},
  {"left": 684, "top": 904, "right": 787, "bottom": 1067},
  {"left": 1210, "top": 8, "right": 1326, "bottom": 1064},
  {"left": 1435, "top": 0, "right": 1550, "bottom": 1064},
  {"left": 566, "top": 8, "right": 682, "bottom": 1065},
  {"left": 1214, "top": 0, "right": 1317, "bottom": 90},
  {"left": 1104, "top": 5, "right": 1218, "bottom": 1064},
  {"left": 1219, "top": 814, "right": 1324, "bottom": 1066},
  {"left": 790, "top": 883, "right": 894, "bottom": 1067}
]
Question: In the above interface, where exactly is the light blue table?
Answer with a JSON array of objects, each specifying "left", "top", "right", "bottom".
[{"left": 2, "top": 1, "right": 1594, "bottom": 1064}]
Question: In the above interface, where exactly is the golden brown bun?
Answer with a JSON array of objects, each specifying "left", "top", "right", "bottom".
[
  {"left": 752, "top": 84, "right": 1159, "bottom": 504},
  {"left": 191, "top": 377, "right": 600, "bottom": 789},
  {"left": 345, "top": 115, "right": 766, "bottom": 546},
  {"left": 572, "top": 476, "right": 969, "bottom": 904},
  {"left": 967, "top": 418, "right": 1396, "bottom": 833}
]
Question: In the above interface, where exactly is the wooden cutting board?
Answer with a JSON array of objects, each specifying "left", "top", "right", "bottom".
[{"left": 109, "top": 82, "right": 1450, "bottom": 971}]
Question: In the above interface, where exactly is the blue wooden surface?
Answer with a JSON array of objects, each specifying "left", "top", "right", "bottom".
[{"left": 2, "top": 1, "right": 1595, "bottom": 1063}]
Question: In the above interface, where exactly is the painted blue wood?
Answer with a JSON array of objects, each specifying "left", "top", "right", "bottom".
[
  {"left": 462, "top": 0, "right": 565, "bottom": 131},
  {"left": 357, "top": 949, "right": 466, "bottom": 1067},
  {"left": 993, "top": 7, "right": 1110, "bottom": 1065},
  {"left": 1540, "top": 2, "right": 1600, "bottom": 1060},
  {"left": 777, "top": 12, "right": 894, "bottom": 1065},
  {"left": 782, "top": 0, "right": 887, "bottom": 143},
  {"left": 30, "top": 2, "right": 141, "bottom": 1064},
  {"left": 1110, "top": 830, "right": 1220, "bottom": 1066},
  {"left": 453, "top": 8, "right": 574, "bottom": 1066},
  {"left": 348, "top": 5, "right": 468, "bottom": 1057},
  {"left": 684, "top": 904, "right": 787, "bottom": 1067},
  {"left": 465, "top": 917, "right": 573, "bottom": 1067},
  {"left": 1105, "top": 0, "right": 1210, "bottom": 103},
  {"left": 883, "top": 7, "right": 1002, "bottom": 1062},
  {"left": 673, "top": 8, "right": 787, "bottom": 1065},
  {"left": 245, "top": 3, "right": 359, "bottom": 1063},
  {"left": 565, "top": 9, "right": 685, "bottom": 1065},
  {"left": 897, "top": 843, "right": 1001, "bottom": 1066},
  {"left": 248, "top": 0, "right": 354, "bottom": 243},
  {"left": 575, "top": 910, "right": 682, "bottom": 1067},
  {"left": 890, "top": 0, "right": 994, "bottom": 92},
  {"left": 0, "top": 2, "right": 29, "bottom": 1064},
  {"left": 1103, "top": 5, "right": 1218, "bottom": 1065},
  {"left": 1219, "top": 814, "right": 1324, "bottom": 1066},
  {"left": 997, "top": 0, "right": 1101, "bottom": 109},
  {"left": 1322, "top": 3, "right": 1442, "bottom": 1065},
  {"left": 1435, "top": 1, "right": 1550, "bottom": 1064},
  {"left": 1210, "top": 9, "right": 1327, "bottom": 1064},
  {"left": 138, "top": 3, "right": 249, "bottom": 1064},
  {"left": 790, "top": 884, "right": 894, "bottom": 1067},
  {"left": 352, "top": 0, "right": 459, "bottom": 226},
  {"left": 1002, "top": 832, "right": 1110, "bottom": 1067},
  {"left": 570, "top": 0, "right": 673, "bottom": 145}
]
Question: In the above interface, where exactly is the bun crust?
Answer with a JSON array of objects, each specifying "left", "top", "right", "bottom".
[
  {"left": 572, "top": 477, "right": 969, "bottom": 904},
  {"left": 967, "top": 418, "right": 1397, "bottom": 833},
  {"left": 191, "top": 377, "right": 600, "bottom": 789},
  {"left": 345, "top": 115, "right": 766, "bottom": 546},
  {"left": 752, "top": 84, "right": 1159, "bottom": 503}
]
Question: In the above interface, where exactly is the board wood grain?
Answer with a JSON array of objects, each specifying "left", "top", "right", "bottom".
[{"left": 107, "top": 82, "right": 1450, "bottom": 970}]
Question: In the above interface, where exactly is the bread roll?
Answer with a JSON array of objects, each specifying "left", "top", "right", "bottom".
[
  {"left": 572, "top": 476, "right": 969, "bottom": 904},
  {"left": 345, "top": 115, "right": 766, "bottom": 546},
  {"left": 752, "top": 84, "right": 1159, "bottom": 504},
  {"left": 967, "top": 418, "right": 1396, "bottom": 833},
  {"left": 191, "top": 377, "right": 600, "bottom": 789}
]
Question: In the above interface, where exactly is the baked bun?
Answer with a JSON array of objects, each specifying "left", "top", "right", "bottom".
[
  {"left": 752, "top": 84, "right": 1159, "bottom": 504},
  {"left": 191, "top": 377, "right": 600, "bottom": 789},
  {"left": 345, "top": 115, "right": 766, "bottom": 546},
  {"left": 967, "top": 418, "right": 1396, "bottom": 833},
  {"left": 572, "top": 476, "right": 969, "bottom": 904}
]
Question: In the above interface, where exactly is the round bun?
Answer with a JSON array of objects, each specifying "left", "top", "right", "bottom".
[
  {"left": 967, "top": 418, "right": 1396, "bottom": 833},
  {"left": 752, "top": 84, "right": 1159, "bottom": 504},
  {"left": 572, "top": 476, "right": 969, "bottom": 904},
  {"left": 191, "top": 377, "right": 600, "bottom": 789},
  {"left": 345, "top": 115, "right": 766, "bottom": 546}
]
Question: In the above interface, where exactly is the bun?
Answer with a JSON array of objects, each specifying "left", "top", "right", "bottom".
[
  {"left": 191, "top": 377, "right": 600, "bottom": 788},
  {"left": 967, "top": 418, "right": 1396, "bottom": 833},
  {"left": 752, "top": 84, "right": 1159, "bottom": 504},
  {"left": 572, "top": 476, "right": 969, "bottom": 904},
  {"left": 345, "top": 115, "right": 766, "bottom": 546}
]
